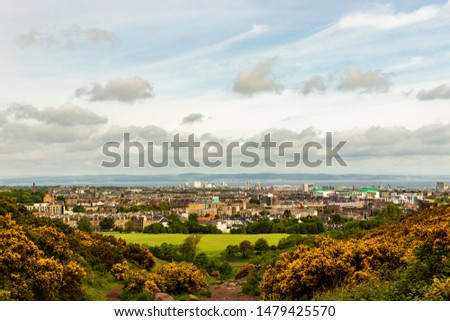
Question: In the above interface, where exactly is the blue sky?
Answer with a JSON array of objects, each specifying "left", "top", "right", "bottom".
[{"left": 0, "top": 0, "right": 449, "bottom": 177}]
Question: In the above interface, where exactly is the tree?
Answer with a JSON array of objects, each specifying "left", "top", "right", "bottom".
[
  {"left": 379, "top": 204, "right": 404, "bottom": 223},
  {"left": 330, "top": 214, "right": 344, "bottom": 224},
  {"left": 239, "top": 240, "right": 254, "bottom": 258},
  {"left": 77, "top": 216, "right": 93, "bottom": 233},
  {"left": 73, "top": 205, "right": 86, "bottom": 213},
  {"left": 222, "top": 245, "right": 240, "bottom": 260},
  {"left": 99, "top": 217, "right": 115, "bottom": 231},
  {"left": 193, "top": 252, "right": 209, "bottom": 270},
  {"left": 283, "top": 210, "right": 291, "bottom": 218},
  {"left": 180, "top": 235, "right": 202, "bottom": 261},
  {"left": 254, "top": 238, "right": 270, "bottom": 254},
  {"left": 124, "top": 220, "right": 136, "bottom": 233},
  {"left": 143, "top": 222, "right": 166, "bottom": 234}
]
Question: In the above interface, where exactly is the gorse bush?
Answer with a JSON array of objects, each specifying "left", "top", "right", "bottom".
[
  {"left": 260, "top": 205, "right": 450, "bottom": 301},
  {"left": 0, "top": 196, "right": 158, "bottom": 301},
  {"left": 123, "top": 243, "right": 156, "bottom": 270},
  {"left": 235, "top": 263, "right": 256, "bottom": 279},
  {"left": 156, "top": 262, "right": 208, "bottom": 295}
]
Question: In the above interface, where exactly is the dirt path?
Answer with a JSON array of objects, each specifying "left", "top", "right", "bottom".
[
  {"left": 106, "top": 281, "right": 259, "bottom": 301},
  {"left": 205, "top": 281, "right": 259, "bottom": 301},
  {"left": 107, "top": 285, "right": 123, "bottom": 301}
]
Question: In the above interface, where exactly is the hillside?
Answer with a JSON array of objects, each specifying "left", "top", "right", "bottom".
[
  {"left": 260, "top": 205, "right": 450, "bottom": 300},
  {"left": 0, "top": 196, "right": 157, "bottom": 300}
]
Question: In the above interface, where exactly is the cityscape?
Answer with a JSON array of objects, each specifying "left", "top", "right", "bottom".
[{"left": 9, "top": 179, "right": 449, "bottom": 232}]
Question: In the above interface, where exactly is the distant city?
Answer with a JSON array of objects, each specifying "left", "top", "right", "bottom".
[{"left": 5, "top": 176, "right": 447, "bottom": 234}]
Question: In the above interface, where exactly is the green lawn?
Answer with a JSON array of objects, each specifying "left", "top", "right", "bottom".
[{"left": 104, "top": 233, "right": 288, "bottom": 256}]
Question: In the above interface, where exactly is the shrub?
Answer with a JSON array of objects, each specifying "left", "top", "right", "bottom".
[
  {"left": 156, "top": 262, "right": 208, "bottom": 295},
  {"left": 260, "top": 237, "right": 404, "bottom": 300},
  {"left": 123, "top": 243, "right": 156, "bottom": 270},
  {"left": 235, "top": 263, "right": 256, "bottom": 279},
  {"left": 123, "top": 270, "right": 165, "bottom": 295},
  {"left": 111, "top": 262, "right": 130, "bottom": 281},
  {"left": 425, "top": 277, "right": 450, "bottom": 301}
]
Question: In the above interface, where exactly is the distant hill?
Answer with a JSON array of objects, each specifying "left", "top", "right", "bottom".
[{"left": 1, "top": 173, "right": 447, "bottom": 187}]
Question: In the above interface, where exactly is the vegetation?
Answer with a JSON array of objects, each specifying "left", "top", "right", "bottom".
[
  {"left": 260, "top": 205, "right": 450, "bottom": 301},
  {"left": 0, "top": 190, "right": 44, "bottom": 205},
  {"left": 0, "top": 196, "right": 155, "bottom": 301},
  {"left": 104, "top": 233, "right": 287, "bottom": 256},
  {"left": 142, "top": 214, "right": 222, "bottom": 234},
  {"left": 243, "top": 216, "right": 326, "bottom": 234},
  {"left": 77, "top": 216, "right": 93, "bottom": 233},
  {"left": 99, "top": 217, "right": 115, "bottom": 231}
]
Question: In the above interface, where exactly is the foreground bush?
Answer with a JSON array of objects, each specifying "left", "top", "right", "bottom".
[
  {"left": 260, "top": 237, "right": 404, "bottom": 300},
  {"left": 123, "top": 243, "right": 156, "bottom": 270},
  {"left": 235, "top": 263, "right": 256, "bottom": 279},
  {"left": 260, "top": 205, "right": 450, "bottom": 301},
  {"left": 156, "top": 262, "right": 208, "bottom": 295}
]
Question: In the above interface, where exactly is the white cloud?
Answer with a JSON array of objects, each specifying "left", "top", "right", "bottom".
[
  {"left": 6, "top": 103, "right": 107, "bottom": 126},
  {"left": 86, "top": 28, "right": 116, "bottom": 45},
  {"left": 232, "top": 57, "right": 282, "bottom": 96},
  {"left": 15, "top": 25, "right": 116, "bottom": 49},
  {"left": 181, "top": 113, "right": 205, "bottom": 125},
  {"left": 416, "top": 84, "right": 450, "bottom": 100},
  {"left": 0, "top": 103, "right": 108, "bottom": 147},
  {"left": 301, "top": 75, "right": 327, "bottom": 95},
  {"left": 338, "top": 4, "right": 442, "bottom": 30},
  {"left": 336, "top": 68, "right": 392, "bottom": 93},
  {"left": 75, "top": 77, "right": 154, "bottom": 103}
]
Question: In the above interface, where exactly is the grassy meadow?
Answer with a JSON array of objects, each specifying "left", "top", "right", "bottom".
[{"left": 104, "top": 233, "right": 288, "bottom": 256}]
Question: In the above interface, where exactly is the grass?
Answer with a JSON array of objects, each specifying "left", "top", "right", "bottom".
[
  {"left": 103, "top": 233, "right": 288, "bottom": 256},
  {"left": 82, "top": 270, "right": 119, "bottom": 301}
]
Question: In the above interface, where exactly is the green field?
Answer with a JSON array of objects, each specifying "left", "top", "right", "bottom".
[{"left": 104, "top": 233, "right": 288, "bottom": 256}]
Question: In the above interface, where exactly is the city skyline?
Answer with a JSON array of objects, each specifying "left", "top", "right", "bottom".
[{"left": 1, "top": 0, "right": 450, "bottom": 176}]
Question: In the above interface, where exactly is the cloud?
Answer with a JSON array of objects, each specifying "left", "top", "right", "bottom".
[
  {"left": 0, "top": 103, "right": 108, "bottom": 148},
  {"left": 181, "top": 113, "right": 205, "bottom": 125},
  {"left": 6, "top": 103, "right": 107, "bottom": 126},
  {"left": 86, "top": 28, "right": 116, "bottom": 45},
  {"left": 232, "top": 58, "right": 282, "bottom": 96},
  {"left": 301, "top": 76, "right": 327, "bottom": 95},
  {"left": 75, "top": 77, "right": 154, "bottom": 103},
  {"left": 15, "top": 29, "right": 40, "bottom": 48},
  {"left": 338, "top": 4, "right": 441, "bottom": 30},
  {"left": 336, "top": 68, "right": 392, "bottom": 93},
  {"left": 16, "top": 25, "right": 116, "bottom": 49},
  {"left": 416, "top": 84, "right": 450, "bottom": 101}
]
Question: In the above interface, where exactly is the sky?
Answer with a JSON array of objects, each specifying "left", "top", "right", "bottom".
[{"left": 0, "top": 0, "right": 449, "bottom": 177}]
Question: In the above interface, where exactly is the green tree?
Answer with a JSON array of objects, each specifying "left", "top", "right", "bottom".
[
  {"left": 254, "top": 238, "right": 270, "bottom": 254},
  {"left": 193, "top": 252, "right": 209, "bottom": 270},
  {"left": 73, "top": 205, "right": 86, "bottom": 213},
  {"left": 379, "top": 204, "right": 404, "bottom": 223},
  {"left": 222, "top": 245, "right": 240, "bottom": 260},
  {"left": 99, "top": 217, "right": 115, "bottom": 231},
  {"left": 124, "top": 220, "right": 136, "bottom": 233},
  {"left": 239, "top": 240, "right": 254, "bottom": 258},
  {"left": 143, "top": 222, "right": 166, "bottom": 234},
  {"left": 180, "top": 235, "right": 202, "bottom": 261},
  {"left": 77, "top": 216, "right": 93, "bottom": 233},
  {"left": 330, "top": 214, "right": 344, "bottom": 224}
]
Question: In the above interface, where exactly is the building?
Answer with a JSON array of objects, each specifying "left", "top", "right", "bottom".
[
  {"left": 25, "top": 203, "right": 64, "bottom": 215},
  {"left": 436, "top": 182, "right": 446, "bottom": 191}
]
